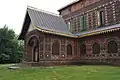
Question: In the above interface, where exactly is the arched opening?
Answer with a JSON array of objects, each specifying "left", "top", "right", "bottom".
[
  {"left": 33, "top": 46, "right": 39, "bottom": 62},
  {"left": 67, "top": 44, "right": 72, "bottom": 56},
  {"left": 80, "top": 44, "right": 86, "bottom": 56},
  {"left": 108, "top": 40, "right": 118, "bottom": 53},
  {"left": 52, "top": 40, "right": 60, "bottom": 55},
  {"left": 27, "top": 36, "right": 39, "bottom": 62},
  {"left": 92, "top": 42, "right": 100, "bottom": 54}
]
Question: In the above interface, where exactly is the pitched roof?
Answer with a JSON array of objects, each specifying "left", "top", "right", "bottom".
[
  {"left": 27, "top": 6, "right": 71, "bottom": 35},
  {"left": 18, "top": 6, "right": 73, "bottom": 40},
  {"left": 75, "top": 24, "right": 120, "bottom": 38},
  {"left": 19, "top": 6, "right": 120, "bottom": 40}
]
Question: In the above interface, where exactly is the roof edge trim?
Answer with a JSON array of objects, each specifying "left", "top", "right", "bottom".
[
  {"left": 78, "top": 28, "right": 120, "bottom": 38},
  {"left": 32, "top": 24, "right": 77, "bottom": 38}
]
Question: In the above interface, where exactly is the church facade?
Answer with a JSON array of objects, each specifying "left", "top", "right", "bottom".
[{"left": 19, "top": 0, "right": 120, "bottom": 66}]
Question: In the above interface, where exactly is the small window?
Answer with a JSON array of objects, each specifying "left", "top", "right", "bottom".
[
  {"left": 52, "top": 41, "right": 60, "bottom": 55},
  {"left": 97, "top": 11, "right": 105, "bottom": 26},
  {"left": 80, "top": 44, "right": 86, "bottom": 56},
  {"left": 108, "top": 41, "right": 118, "bottom": 53},
  {"left": 69, "top": 19, "right": 73, "bottom": 32},
  {"left": 67, "top": 44, "right": 72, "bottom": 56},
  {"left": 80, "top": 16, "right": 86, "bottom": 31},
  {"left": 92, "top": 43, "right": 100, "bottom": 54}
]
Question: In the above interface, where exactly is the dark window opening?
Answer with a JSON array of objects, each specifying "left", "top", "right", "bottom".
[
  {"left": 98, "top": 11, "right": 105, "bottom": 26},
  {"left": 67, "top": 44, "right": 72, "bottom": 56},
  {"left": 92, "top": 43, "right": 100, "bottom": 54},
  {"left": 52, "top": 41, "right": 60, "bottom": 55},
  {"left": 108, "top": 41, "right": 118, "bottom": 53},
  {"left": 80, "top": 44, "right": 86, "bottom": 56}
]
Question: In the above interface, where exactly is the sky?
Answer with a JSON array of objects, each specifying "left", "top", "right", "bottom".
[{"left": 0, "top": 0, "right": 74, "bottom": 34}]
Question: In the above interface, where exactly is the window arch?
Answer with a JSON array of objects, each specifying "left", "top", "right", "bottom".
[
  {"left": 92, "top": 42, "right": 100, "bottom": 54},
  {"left": 67, "top": 44, "right": 72, "bottom": 56},
  {"left": 80, "top": 44, "right": 86, "bottom": 55},
  {"left": 52, "top": 40, "right": 60, "bottom": 55},
  {"left": 108, "top": 40, "right": 118, "bottom": 53},
  {"left": 27, "top": 36, "right": 39, "bottom": 47}
]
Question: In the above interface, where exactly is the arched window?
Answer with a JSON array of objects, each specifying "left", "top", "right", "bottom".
[
  {"left": 52, "top": 41, "right": 60, "bottom": 55},
  {"left": 80, "top": 44, "right": 86, "bottom": 55},
  {"left": 92, "top": 43, "right": 100, "bottom": 54},
  {"left": 108, "top": 41, "right": 118, "bottom": 53},
  {"left": 67, "top": 44, "right": 72, "bottom": 56}
]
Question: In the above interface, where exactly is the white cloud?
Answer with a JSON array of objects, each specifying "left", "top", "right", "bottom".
[{"left": 0, "top": 0, "right": 73, "bottom": 34}]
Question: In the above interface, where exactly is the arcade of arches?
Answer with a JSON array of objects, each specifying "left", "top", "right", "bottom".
[
  {"left": 80, "top": 40, "right": 119, "bottom": 55},
  {"left": 25, "top": 34, "right": 120, "bottom": 63}
]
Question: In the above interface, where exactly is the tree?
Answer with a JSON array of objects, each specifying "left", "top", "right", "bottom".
[{"left": 0, "top": 25, "right": 24, "bottom": 63}]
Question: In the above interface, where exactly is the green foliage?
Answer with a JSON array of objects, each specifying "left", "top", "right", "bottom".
[{"left": 0, "top": 25, "right": 24, "bottom": 63}]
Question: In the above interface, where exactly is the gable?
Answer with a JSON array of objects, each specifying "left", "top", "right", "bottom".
[
  {"left": 18, "top": 6, "right": 73, "bottom": 40},
  {"left": 27, "top": 7, "right": 70, "bottom": 34},
  {"left": 18, "top": 12, "right": 31, "bottom": 40},
  {"left": 28, "top": 22, "right": 35, "bottom": 32}
]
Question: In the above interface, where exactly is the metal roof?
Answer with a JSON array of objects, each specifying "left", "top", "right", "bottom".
[
  {"left": 27, "top": 6, "right": 71, "bottom": 35},
  {"left": 19, "top": 6, "right": 120, "bottom": 40},
  {"left": 75, "top": 24, "right": 120, "bottom": 38}
]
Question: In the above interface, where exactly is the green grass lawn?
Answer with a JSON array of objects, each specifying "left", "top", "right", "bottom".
[{"left": 0, "top": 64, "right": 120, "bottom": 80}]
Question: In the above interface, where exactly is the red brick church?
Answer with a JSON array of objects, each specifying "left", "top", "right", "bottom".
[{"left": 19, "top": 0, "right": 120, "bottom": 66}]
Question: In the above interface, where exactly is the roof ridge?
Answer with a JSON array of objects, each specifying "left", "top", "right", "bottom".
[{"left": 27, "top": 6, "right": 60, "bottom": 17}]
